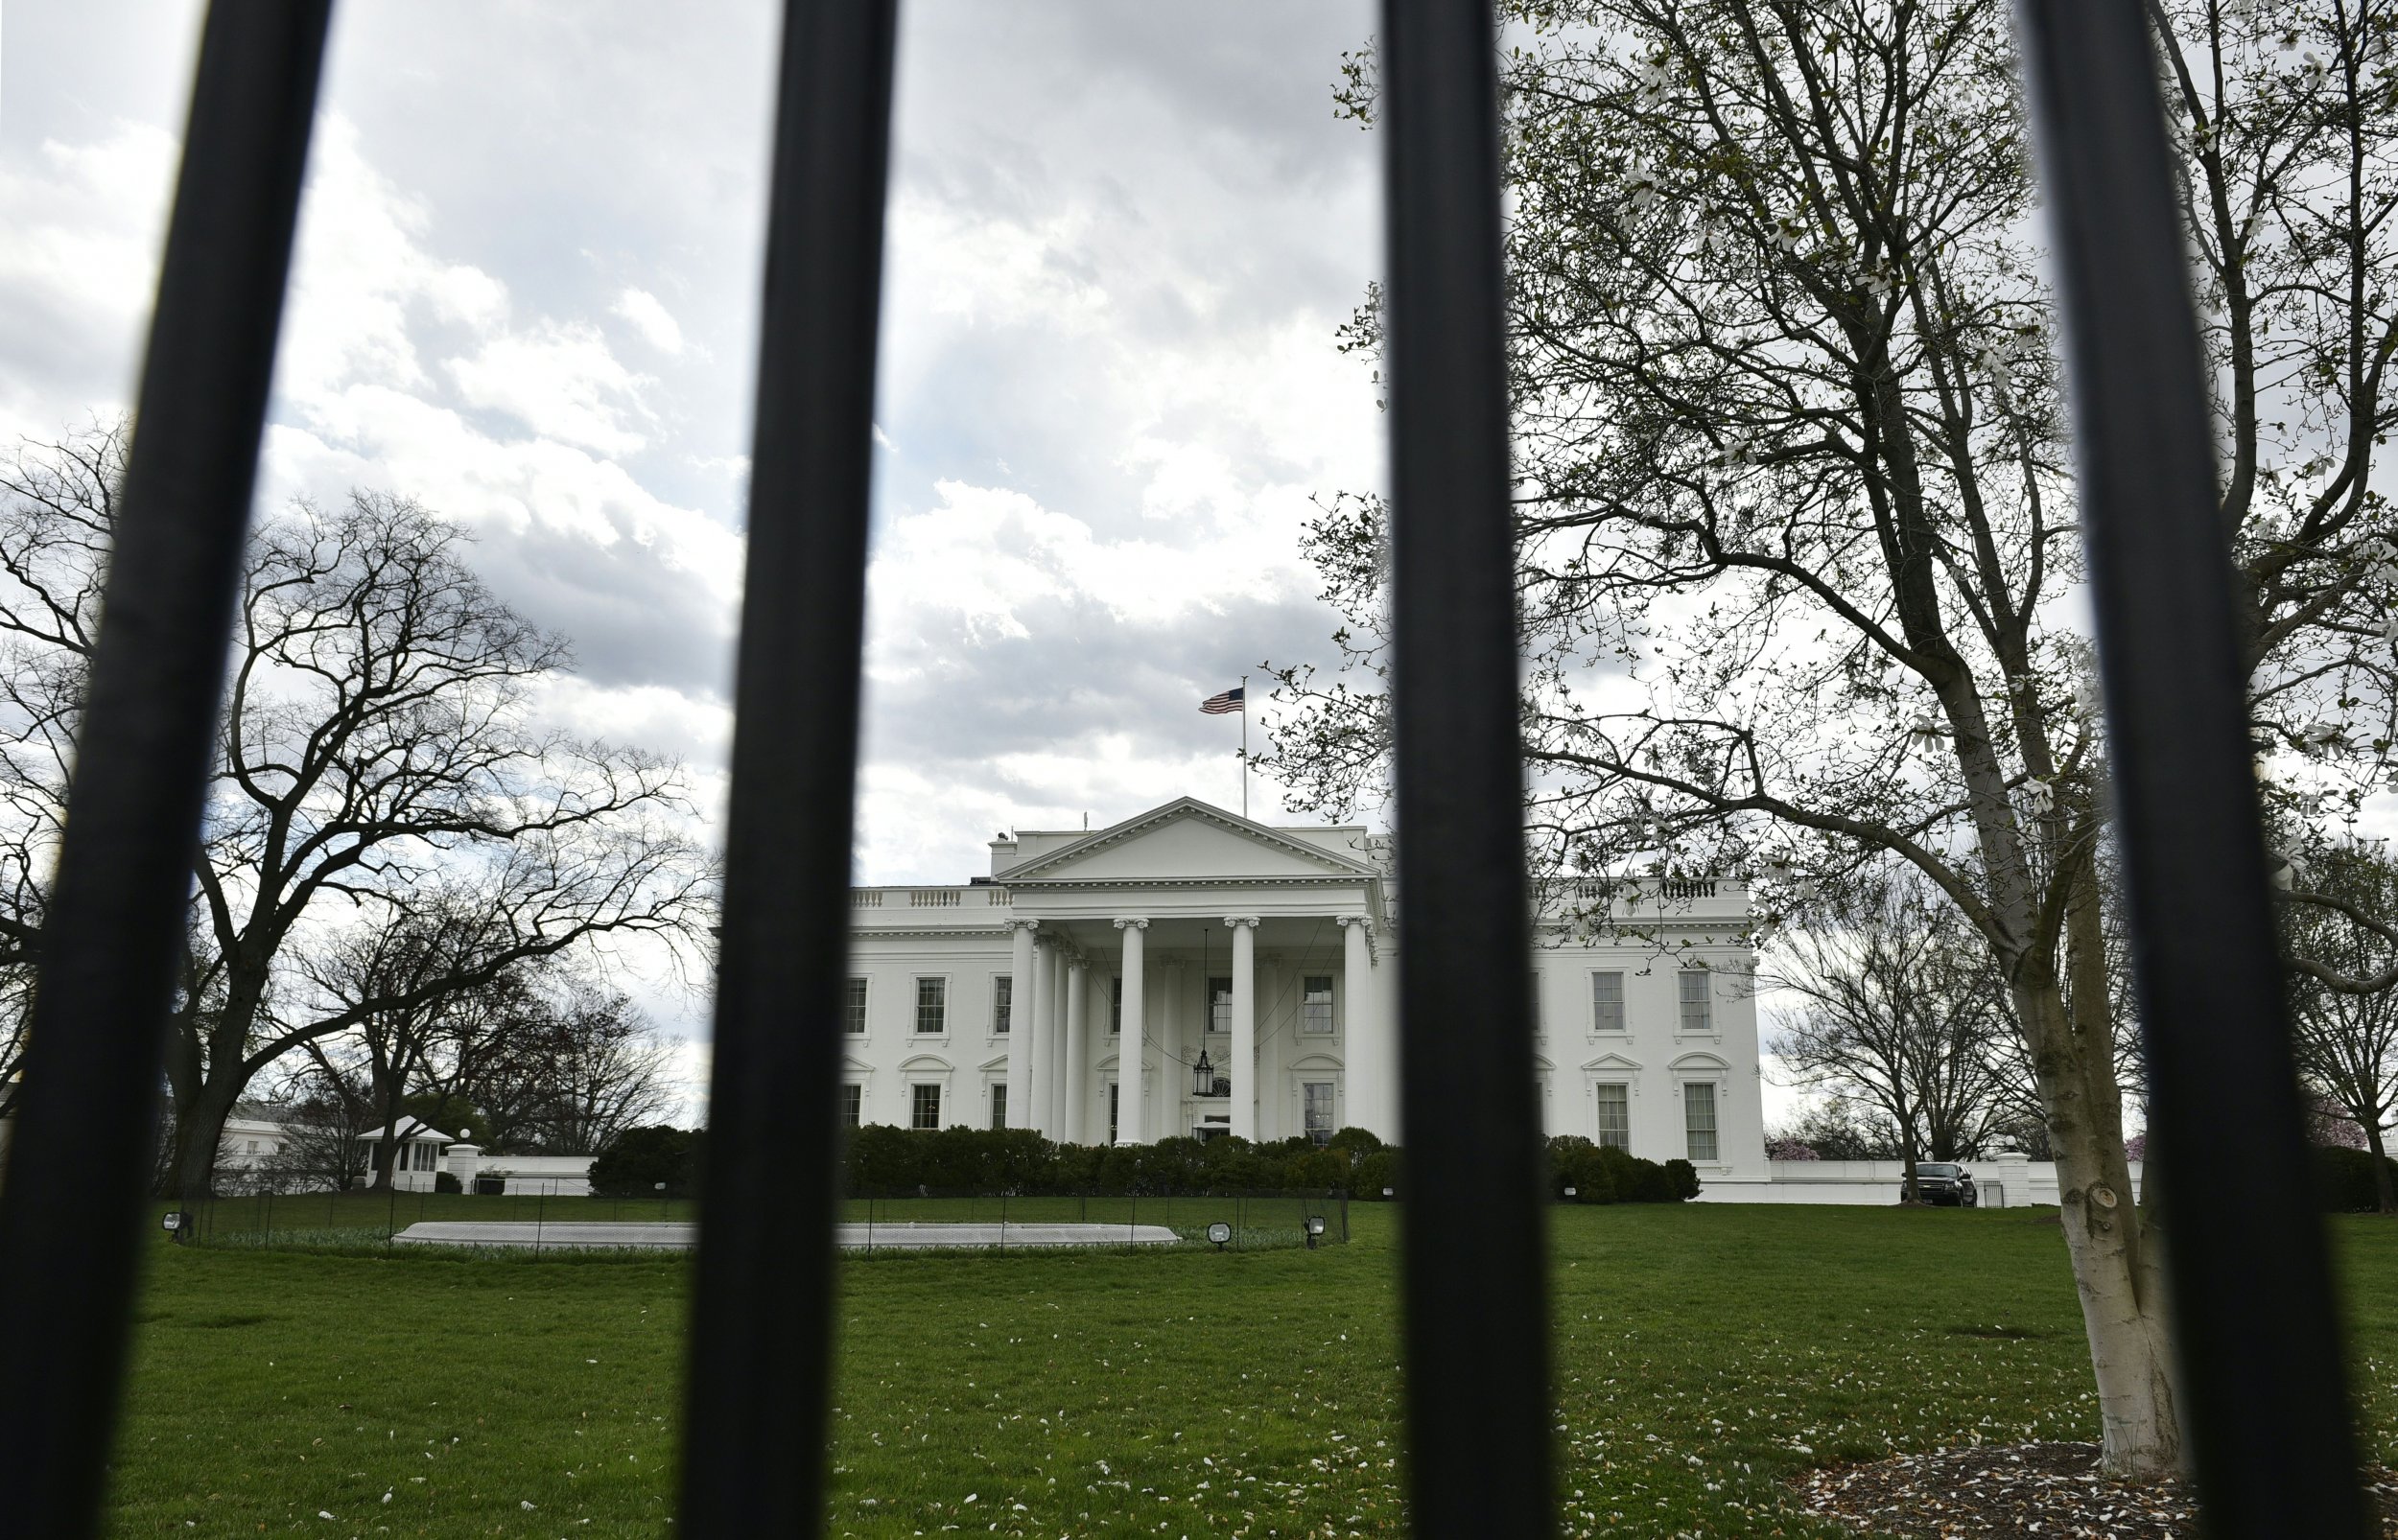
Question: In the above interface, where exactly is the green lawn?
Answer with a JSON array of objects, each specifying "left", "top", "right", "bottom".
[{"left": 103, "top": 1204, "right": 2398, "bottom": 1538}]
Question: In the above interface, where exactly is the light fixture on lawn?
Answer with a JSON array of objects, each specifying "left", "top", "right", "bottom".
[
  {"left": 1206, "top": 1221, "right": 1233, "bottom": 1250},
  {"left": 1305, "top": 1215, "right": 1327, "bottom": 1249},
  {"left": 1192, "top": 1048, "right": 1216, "bottom": 1097}
]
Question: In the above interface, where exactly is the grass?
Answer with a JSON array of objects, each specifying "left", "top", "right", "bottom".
[{"left": 102, "top": 1203, "right": 2398, "bottom": 1538}]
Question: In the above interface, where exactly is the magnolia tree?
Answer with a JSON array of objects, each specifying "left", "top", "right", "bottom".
[{"left": 1270, "top": 0, "right": 2398, "bottom": 1478}]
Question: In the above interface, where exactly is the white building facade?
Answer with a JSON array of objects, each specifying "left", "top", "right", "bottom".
[{"left": 840, "top": 797, "right": 1768, "bottom": 1190}]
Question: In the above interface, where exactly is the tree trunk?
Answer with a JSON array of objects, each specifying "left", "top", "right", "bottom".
[
  {"left": 1896, "top": 1093, "right": 1920, "bottom": 1204},
  {"left": 2019, "top": 972, "right": 2184, "bottom": 1478},
  {"left": 168, "top": 1075, "right": 243, "bottom": 1202},
  {"left": 2366, "top": 1120, "right": 2397, "bottom": 1216}
]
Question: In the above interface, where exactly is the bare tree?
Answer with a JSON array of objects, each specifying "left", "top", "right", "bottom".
[
  {"left": 0, "top": 425, "right": 120, "bottom": 1118},
  {"left": 510, "top": 977, "right": 678, "bottom": 1155},
  {"left": 0, "top": 423, "right": 717, "bottom": 1198},
  {"left": 1772, "top": 870, "right": 2014, "bottom": 1197},
  {"left": 253, "top": 1060, "right": 375, "bottom": 1195},
  {"left": 2282, "top": 841, "right": 2398, "bottom": 1211},
  {"left": 294, "top": 900, "right": 527, "bottom": 1190}
]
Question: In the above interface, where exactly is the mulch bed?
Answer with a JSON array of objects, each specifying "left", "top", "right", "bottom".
[{"left": 1789, "top": 1441, "right": 2398, "bottom": 1537}]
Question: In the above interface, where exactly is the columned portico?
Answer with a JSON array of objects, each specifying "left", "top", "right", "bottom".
[
  {"left": 1114, "top": 919, "right": 1147, "bottom": 1143},
  {"left": 1004, "top": 920, "right": 1038, "bottom": 1131},
  {"left": 841, "top": 796, "right": 1762, "bottom": 1179},
  {"left": 1226, "top": 916, "right": 1259, "bottom": 1141}
]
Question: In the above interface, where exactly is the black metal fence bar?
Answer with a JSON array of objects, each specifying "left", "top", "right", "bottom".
[
  {"left": 674, "top": 2, "right": 899, "bottom": 1535},
  {"left": 1380, "top": 2, "right": 1556, "bottom": 1535},
  {"left": 2014, "top": 2, "right": 2367, "bottom": 1531},
  {"left": 0, "top": 6, "right": 333, "bottom": 1536}
]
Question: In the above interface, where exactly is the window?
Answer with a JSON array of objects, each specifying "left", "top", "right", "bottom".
[
  {"left": 1108, "top": 1082, "right": 1120, "bottom": 1144},
  {"left": 990, "top": 1083, "right": 1007, "bottom": 1131},
  {"left": 844, "top": 976, "right": 869, "bottom": 1035},
  {"left": 1678, "top": 969, "right": 1712, "bottom": 1034},
  {"left": 1594, "top": 1084, "right": 1630, "bottom": 1151},
  {"left": 841, "top": 1084, "right": 863, "bottom": 1129},
  {"left": 915, "top": 976, "right": 947, "bottom": 1035},
  {"left": 1302, "top": 975, "right": 1334, "bottom": 1035},
  {"left": 911, "top": 1083, "right": 942, "bottom": 1131},
  {"left": 244, "top": 1139, "right": 258, "bottom": 1155},
  {"left": 1684, "top": 1083, "right": 1718, "bottom": 1162},
  {"left": 1304, "top": 1082, "right": 1336, "bottom": 1145},
  {"left": 1591, "top": 971, "right": 1625, "bottom": 1033},
  {"left": 993, "top": 974, "right": 1012, "bottom": 1035},
  {"left": 1110, "top": 975, "right": 1122, "bottom": 1035},
  {"left": 1209, "top": 976, "right": 1232, "bottom": 1034}
]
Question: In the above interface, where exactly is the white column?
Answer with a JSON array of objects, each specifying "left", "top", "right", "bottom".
[
  {"left": 1004, "top": 921, "right": 1037, "bottom": 1132},
  {"left": 1114, "top": 919, "right": 1148, "bottom": 1144},
  {"left": 1376, "top": 922, "right": 1403, "bottom": 1144},
  {"left": 1046, "top": 942, "right": 1068, "bottom": 1137},
  {"left": 1064, "top": 956, "right": 1090, "bottom": 1144},
  {"left": 1226, "top": 917, "right": 1260, "bottom": 1141},
  {"left": 1025, "top": 938, "right": 1052, "bottom": 1136},
  {"left": 1338, "top": 915, "right": 1378, "bottom": 1137},
  {"left": 1158, "top": 961, "right": 1182, "bottom": 1142}
]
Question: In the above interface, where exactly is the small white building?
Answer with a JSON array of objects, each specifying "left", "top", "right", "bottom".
[
  {"left": 841, "top": 797, "right": 1768, "bottom": 1190},
  {"left": 362, "top": 1117, "right": 462, "bottom": 1192}
]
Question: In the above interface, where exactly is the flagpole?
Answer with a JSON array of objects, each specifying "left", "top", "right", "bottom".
[{"left": 1240, "top": 673, "right": 1249, "bottom": 820}]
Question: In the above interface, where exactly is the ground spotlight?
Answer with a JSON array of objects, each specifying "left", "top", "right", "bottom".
[
  {"left": 1305, "top": 1215, "right": 1327, "bottom": 1249},
  {"left": 1206, "top": 1221, "right": 1232, "bottom": 1250}
]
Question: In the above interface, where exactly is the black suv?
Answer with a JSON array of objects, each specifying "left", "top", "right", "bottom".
[{"left": 1907, "top": 1162, "right": 1978, "bottom": 1207}]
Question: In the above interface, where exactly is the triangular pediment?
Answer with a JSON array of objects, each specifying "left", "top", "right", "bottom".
[{"left": 999, "top": 798, "right": 1377, "bottom": 884}]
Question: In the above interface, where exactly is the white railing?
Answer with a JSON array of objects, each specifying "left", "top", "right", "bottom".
[
  {"left": 909, "top": 890, "right": 960, "bottom": 907},
  {"left": 853, "top": 891, "right": 882, "bottom": 907}
]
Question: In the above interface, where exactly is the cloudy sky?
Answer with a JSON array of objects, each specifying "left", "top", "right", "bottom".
[
  {"left": 3, "top": 0, "right": 1422, "bottom": 1105},
  {"left": 2, "top": 0, "right": 1385, "bottom": 875}
]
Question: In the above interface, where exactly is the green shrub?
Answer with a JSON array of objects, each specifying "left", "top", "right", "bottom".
[
  {"left": 1593, "top": 1143, "right": 1683, "bottom": 1202},
  {"left": 588, "top": 1126, "right": 701, "bottom": 1199},
  {"left": 1327, "top": 1126, "right": 1385, "bottom": 1155},
  {"left": 433, "top": 1171, "right": 461, "bottom": 1195},
  {"left": 1663, "top": 1158, "right": 1702, "bottom": 1202},
  {"left": 1353, "top": 1148, "right": 1401, "bottom": 1199},
  {"left": 2313, "top": 1145, "right": 2398, "bottom": 1212}
]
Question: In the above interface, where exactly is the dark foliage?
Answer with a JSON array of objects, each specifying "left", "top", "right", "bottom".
[
  {"left": 587, "top": 1125, "right": 702, "bottom": 1199},
  {"left": 2313, "top": 1145, "right": 2398, "bottom": 1214}
]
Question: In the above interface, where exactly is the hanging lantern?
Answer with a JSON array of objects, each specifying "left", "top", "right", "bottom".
[{"left": 1192, "top": 1048, "right": 1216, "bottom": 1098}]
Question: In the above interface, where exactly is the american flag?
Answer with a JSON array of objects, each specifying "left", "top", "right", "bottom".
[{"left": 1199, "top": 686, "right": 1244, "bottom": 715}]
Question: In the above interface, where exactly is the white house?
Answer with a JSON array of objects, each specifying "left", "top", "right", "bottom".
[{"left": 840, "top": 796, "right": 1768, "bottom": 1190}]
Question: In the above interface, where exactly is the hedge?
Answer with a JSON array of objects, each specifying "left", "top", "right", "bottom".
[
  {"left": 2313, "top": 1145, "right": 2398, "bottom": 1212},
  {"left": 827, "top": 1124, "right": 1696, "bottom": 1202},
  {"left": 589, "top": 1125, "right": 704, "bottom": 1198}
]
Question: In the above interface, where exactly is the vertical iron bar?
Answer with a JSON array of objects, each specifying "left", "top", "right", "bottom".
[
  {"left": 676, "top": 1, "right": 899, "bottom": 1533},
  {"left": 1379, "top": 1, "right": 1553, "bottom": 1535},
  {"left": 2014, "top": 3, "right": 2367, "bottom": 1531},
  {"left": 0, "top": 7, "right": 331, "bottom": 1534}
]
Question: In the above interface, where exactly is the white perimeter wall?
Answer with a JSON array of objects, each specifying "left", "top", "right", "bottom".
[{"left": 1696, "top": 1156, "right": 2145, "bottom": 1207}]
